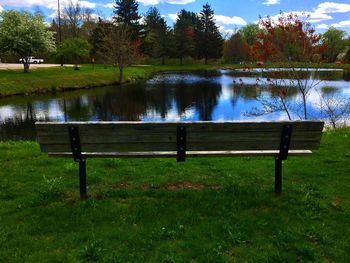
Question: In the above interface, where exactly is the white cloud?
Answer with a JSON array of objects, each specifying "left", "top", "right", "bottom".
[
  {"left": 168, "top": 13, "right": 178, "bottom": 21},
  {"left": 0, "top": 0, "right": 96, "bottom": 10},
  {"left": 316, "top": 23, "right": 329, "bottom": 29},
  {"left": 137, "top": 0, "right": 195, "bottom": 6},
  {"left": 330, "top": 20, "right": 350, "bottom": 28},
  {"left": 0, "top": 5, "right": 3, "bottom": 12},
  {"left": 215, "top": 15, "right": 247, "bottom": 26},
  {"left": 103, "top": 3, "right": 114, "bottom": 8},
  {"left": 262, "top": 0, "right": 280, "bottom": 6},
  {"left": 218, "top": 25, "right": 234, "bottom": 37},
  {"left": 315, "top": 2, "right": 350, "bottom": 14}
]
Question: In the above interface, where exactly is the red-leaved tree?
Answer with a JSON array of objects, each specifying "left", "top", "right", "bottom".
[
  {"left": 253, "top": 12, "right": 326, "bottom": 62},
  {"left": 247, "top": 13, "right": 329, "bottom": 120}
]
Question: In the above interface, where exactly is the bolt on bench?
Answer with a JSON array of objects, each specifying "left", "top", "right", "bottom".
[{"left": 36, "top": 121, "right": 324, "bottom": 199}]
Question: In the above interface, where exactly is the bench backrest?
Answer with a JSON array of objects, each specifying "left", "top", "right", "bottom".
[{"left": 36, "top": 121, "right": 324, "bottom": 154}]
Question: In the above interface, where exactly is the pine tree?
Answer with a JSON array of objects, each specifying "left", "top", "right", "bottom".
[
  {"left": 144, "top": 7, "right": 172, "bottom": 64},
  {"left": 196, "top": 3, "right": 223, "bottom": 64},
  {"left": 174, "top": 10, "right": 198, "bottom": 65},
  {"left": 113, "top": 0, "right": 141, "bottom": 39}
]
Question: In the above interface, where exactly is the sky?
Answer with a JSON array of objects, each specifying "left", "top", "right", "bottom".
[{"left": 0, "top": 0, "right": 350, "bottom": 35}]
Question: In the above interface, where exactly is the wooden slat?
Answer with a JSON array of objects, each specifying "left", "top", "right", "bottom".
[
  {"left": 48, "top": 150, "right": 313, "bottom": 158},
  {"left": 36, "top": 121, "right": 324, "bottom": 153},
  {"left": 39, "top": 141, "right": 321, "bottom": 153},
  {"left": 36, "top": 131, "right": 322, "bottom": 144}
]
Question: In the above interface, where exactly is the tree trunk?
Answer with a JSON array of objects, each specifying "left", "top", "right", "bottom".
[
  {"left": 23, "top": 62, "right": 30, "bottom": 73},
  {"left": 302, "top": 93, "right": 308, "bottom": 120},
  {"left": 180, "top": 56, "right": 183, "bottom": 65},
  {"left": 205, "top": 55, "right": 208, "bottom": 65},
  {"left": 162, "top": 56, "right": 165, "bottom": 65},
  {"left": 119, "top": 66, "right": 124, "bottom": 83}
]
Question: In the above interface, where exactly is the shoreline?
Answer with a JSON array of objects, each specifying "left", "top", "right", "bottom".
[{"left": 0, "top": 63, "right": 349, "bottom": 99}]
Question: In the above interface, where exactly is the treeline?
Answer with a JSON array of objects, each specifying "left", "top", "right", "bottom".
[{"left": 48, "top": 0, "right": 224, "bottom": 67}]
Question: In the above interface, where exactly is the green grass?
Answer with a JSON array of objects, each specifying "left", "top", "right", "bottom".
[
  {"left": 1, "top": 63, "right": 349, "bottom": 97},
  {"left": 0, "top": 129, "right": 349, "bottom": 262},
  {"left": 0, "top": 64, "right": 225, "bottom": 97}
]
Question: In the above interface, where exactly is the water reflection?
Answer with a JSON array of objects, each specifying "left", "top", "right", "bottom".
[{"left": 1, "top": 70, "right": 349, "bottom": 140}]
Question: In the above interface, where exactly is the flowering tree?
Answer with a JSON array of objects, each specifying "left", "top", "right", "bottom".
[
  {"left": 249, "top": 13, "right": 327, "bottom": 120},
  {"left": 0, "top": 10, "right": 55, "bottom": 73}
]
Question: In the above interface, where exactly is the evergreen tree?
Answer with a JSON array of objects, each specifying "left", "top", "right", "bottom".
[
  {"left": 196, "top": 3, "right": 223, "bottom": 64},
  {"left": 144, "top": 7, "right": 172, "bottom": 64},
  {"left": 174, "top": 10, "right": 198, "bottom": 65},
  {"left": 113, "top": 0, "right": 141, "bottom": 39},
  {"left": 89, "top": 17, "right": 113, "bottom": 61}
]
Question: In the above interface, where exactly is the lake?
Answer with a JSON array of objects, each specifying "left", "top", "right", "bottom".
[{"left": 1, "top": 69, "right": 349, "bottom": 140}]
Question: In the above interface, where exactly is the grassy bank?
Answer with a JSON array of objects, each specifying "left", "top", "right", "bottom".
[
  {"left": 1, "top": 63, "right": 349, "bottom": 98},
  {"left": 0, "top": 129, "right": 349, "bottom": 262},
  {"left": 0, "top": 64, "right": 224, "bottom": 97}
]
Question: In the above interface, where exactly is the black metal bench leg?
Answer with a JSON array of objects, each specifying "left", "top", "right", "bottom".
[
  {"left": 275, "top": 158, "right": 282, "bottom": 196},
  {"left": 79, "top": 159, "right": 87, "bottom": 200}
]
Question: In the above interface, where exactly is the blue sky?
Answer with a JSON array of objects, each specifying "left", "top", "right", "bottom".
[{"left": 1, "top": 0, "right": 350, "bottom": 35}]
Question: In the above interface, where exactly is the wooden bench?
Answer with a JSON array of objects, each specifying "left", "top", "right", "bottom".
[{"left": 36, "top": 121, "right": 324, "bottom": 199}]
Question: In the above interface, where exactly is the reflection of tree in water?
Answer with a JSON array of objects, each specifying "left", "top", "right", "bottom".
[
  {"left": 193, "top": 82, "right": 222, "bottom": 121},
  {"left": 147, "top": 84, "right": 173, "bottom": 119},
  {"left": 91, "top": 84, "right": 149, "bottom": 121},
  {"left": 59, "top": 96, "right": 93, "bottom": 121},
  {"left": 0, "top": 102, "right": 51, "bottom": 140}
]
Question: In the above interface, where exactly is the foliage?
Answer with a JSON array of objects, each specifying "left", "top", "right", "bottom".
[
  {"left": 195, "top": 3, "right": 224, "bottom": 64},
  {"left": 252, "top": 12, "right": 326, "bottom": 62},
  {"left": 113, "top": 0, "right": 141, "bottom": 39},
  {"left": 54, "top": 38, "right": 91, "bottom": 70},
  {"left": 98, "top": 24, "right": 140, "bottom": 82},
  {"left": 143, "top": 7, "right": 173, "bottom": 64},
  {"left": 239, "top": 23, "right": 262, "bottom": 46},
  {"left": 223, "top": 33, "right": 248, "bottom": 63},
  {"left": 174, "top": 10, "right": 199, "bottom": 64},
  {"left": 322, "top": 27, "right": 347, "bottom": 62},
  {"left": 0, "top": 10, "right": 55, "bottom": 72}
]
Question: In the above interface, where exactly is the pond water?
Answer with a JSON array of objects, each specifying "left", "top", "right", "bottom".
[{"left": 0, "top": 69, "right": 349, "bottom": 140}]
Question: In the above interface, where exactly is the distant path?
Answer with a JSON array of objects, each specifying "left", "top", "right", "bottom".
[{"left": 0, "top": 63, "right": 73, "bottom": 70}]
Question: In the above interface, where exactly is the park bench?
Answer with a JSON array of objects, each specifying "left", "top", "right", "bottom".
[{"left": 36, "top": 121, "right": 324, "bottom": 199}]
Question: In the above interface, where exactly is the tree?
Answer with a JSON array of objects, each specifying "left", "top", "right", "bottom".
[
  {"left": 253, "top": 12, "right": 325, "bottom": 62},
  {"left": 89, "top": 17, "right": 113, "bottom": 61},
  {"left": 322, "top": 27, "right": 347, "bottom": 62},
  {"left": 143, "top": 7, "right": 172, "bottom": 64},
  {"left": 239, "top": 24, "right": 261, "bottom": 46},
  {"left": 113, "top": 0, "right": 141, "bottom": 39},
  {"left": 64, "top": 0, "right": 83, "bottom": 38},
  {"left": 99, "top": 25, "right": 140, "bottom": 83},
  {"left": 55, "top": 38, "right": 91, "bottom": 70},
  {"left": 251, "top": 13, "right": 327, "bottom": 120},
  {"left": 174, "top": 10, "right": 198, "bottom": 64},
  {"left": 195, "top": 3, "right": 223, "bottom": 64},
  {"left": 223, "top": 33, "right": 248, "bottom": 63},
  {"left": 0, "top": 10, "right": 55, "bottom": 73}
]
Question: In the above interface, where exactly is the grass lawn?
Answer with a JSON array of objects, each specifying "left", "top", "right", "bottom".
[
  {"left": 0, "top": 63, "right": 349, "bottom": 97},
  {"left": 0, "top": 129, "right": 349, "bottom": 262},
  {"left": 0, "top": 64, "right": 224, "bottom": 97}
]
